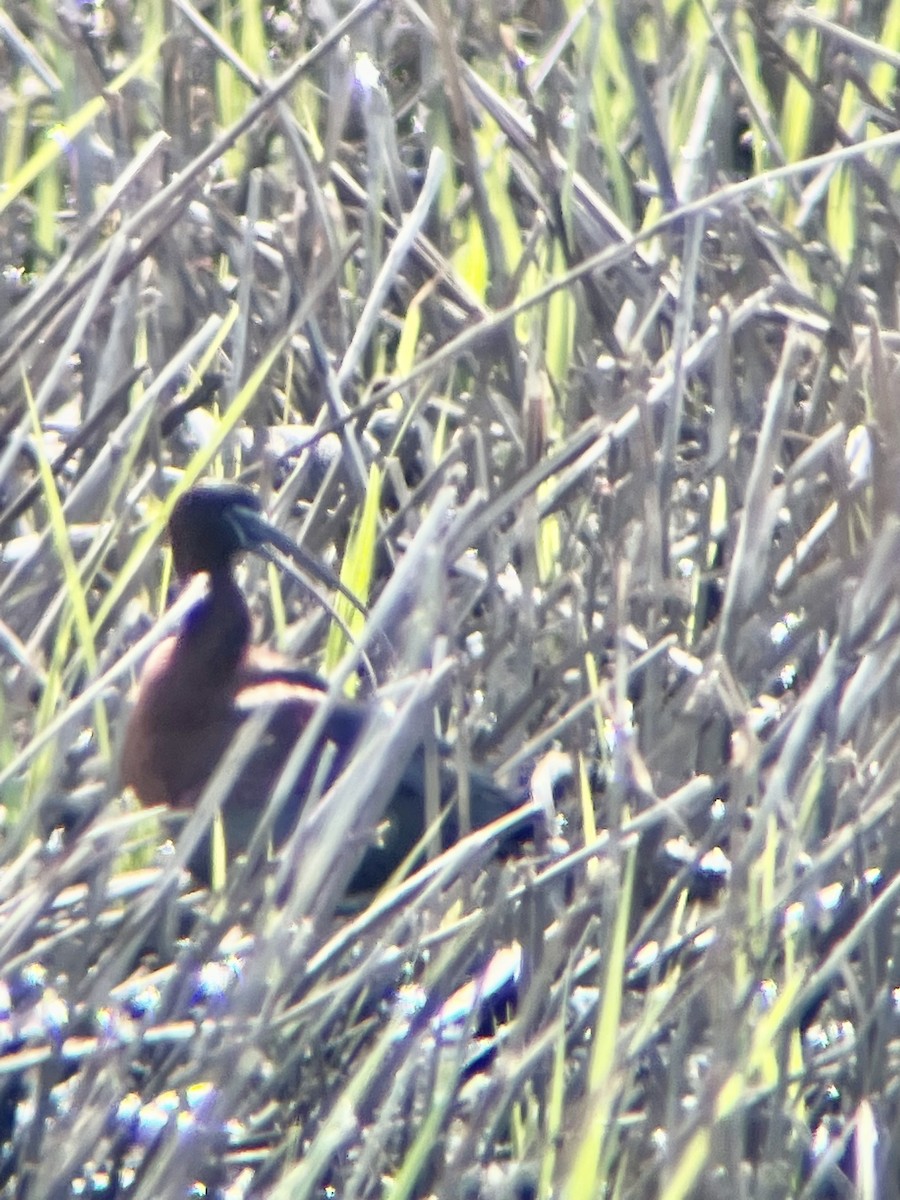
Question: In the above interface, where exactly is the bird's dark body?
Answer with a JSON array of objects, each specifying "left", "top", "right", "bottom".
[{"left": 121, "top": 483, "right": 532, "bottom": 889}]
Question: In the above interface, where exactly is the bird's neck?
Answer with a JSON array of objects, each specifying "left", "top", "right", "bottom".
[{"left": 177, "top": 570, "right": 250, "bottom": 689}]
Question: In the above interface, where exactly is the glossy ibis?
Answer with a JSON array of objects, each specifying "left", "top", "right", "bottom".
[{"left": 121, "top": 482, "right": 538, "bottom": 889}]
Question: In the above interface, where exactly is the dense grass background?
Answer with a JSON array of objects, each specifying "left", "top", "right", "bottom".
[{"left": 2, "top": 0, "right": 900, "bottom": 1196}]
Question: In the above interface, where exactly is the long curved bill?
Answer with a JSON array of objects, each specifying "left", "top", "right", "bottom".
[{"left": 224, "top": 501, "right": 370, "bottom": 659}]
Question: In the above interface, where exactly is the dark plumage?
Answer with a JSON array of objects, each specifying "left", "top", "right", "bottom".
[{"left": 121, "top": 483, "right": 535, "bottom": 889}]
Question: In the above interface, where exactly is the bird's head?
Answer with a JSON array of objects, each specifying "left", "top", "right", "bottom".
[{"left": 169, "top": 483, "right": 267, "bottom": 578}]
